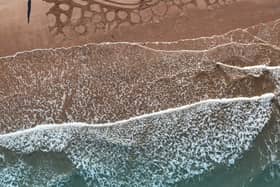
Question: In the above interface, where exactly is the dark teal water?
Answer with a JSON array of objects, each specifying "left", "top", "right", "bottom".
[{"left": 0, "top": 118, "right": 279, "bottom": 187}]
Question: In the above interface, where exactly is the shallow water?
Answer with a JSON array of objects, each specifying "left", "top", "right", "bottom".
[
  {"left": 0, "top": 96, "right": 278, "bottom": 187},
  {"left": 0, "top": 118, "right": 279, "bottom": 187},
  {"left": 177, "top": 114, "right": 280, "bottom": 187}
]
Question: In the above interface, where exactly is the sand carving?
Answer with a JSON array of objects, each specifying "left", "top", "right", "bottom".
[{"left": 44, "top": 0, "right": 238, "bottom": 38}]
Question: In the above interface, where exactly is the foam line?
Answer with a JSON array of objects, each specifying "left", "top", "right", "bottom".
[
  {"left": 0, "top": 93, "right": 274, "bottom": 138},
  {"left": 216, "top": 62, "right": 280, "bottom": 70}
]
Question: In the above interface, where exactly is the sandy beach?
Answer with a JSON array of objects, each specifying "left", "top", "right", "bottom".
[
  {"left": 1, "top": 1, "right": 280, "bottom": 186},
  {"left": 0, "top": 0, "right": 280, "bottom": 56}
]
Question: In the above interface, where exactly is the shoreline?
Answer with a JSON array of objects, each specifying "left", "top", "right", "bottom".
[{"left": 0, "top": 92, "right": 274, "bottom": 138}]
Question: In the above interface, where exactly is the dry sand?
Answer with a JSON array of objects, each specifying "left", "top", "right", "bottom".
[{"left": 0, "top": 0, "right": 280, "bottom": 56}]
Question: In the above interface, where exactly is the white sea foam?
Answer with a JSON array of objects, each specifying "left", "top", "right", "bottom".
[
  {"left": 0, "top": 93, "right": 274, "bottom": 138},
  {"left": 0, "top": 94, "right": 275, "bottom": 186}
]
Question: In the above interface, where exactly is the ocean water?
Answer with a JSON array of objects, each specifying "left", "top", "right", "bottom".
[
  {"left": 176, "top": 115, "right": 280, "bottom": 187},
  {"left": 1, "top": 119, "right": 279, "bottom": 187},
  {"left": 0, "top": 119, "right": 279, "bottom": 187},
  {"left": 0, "top": 97, "right": 279, "bottom": 187}
]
